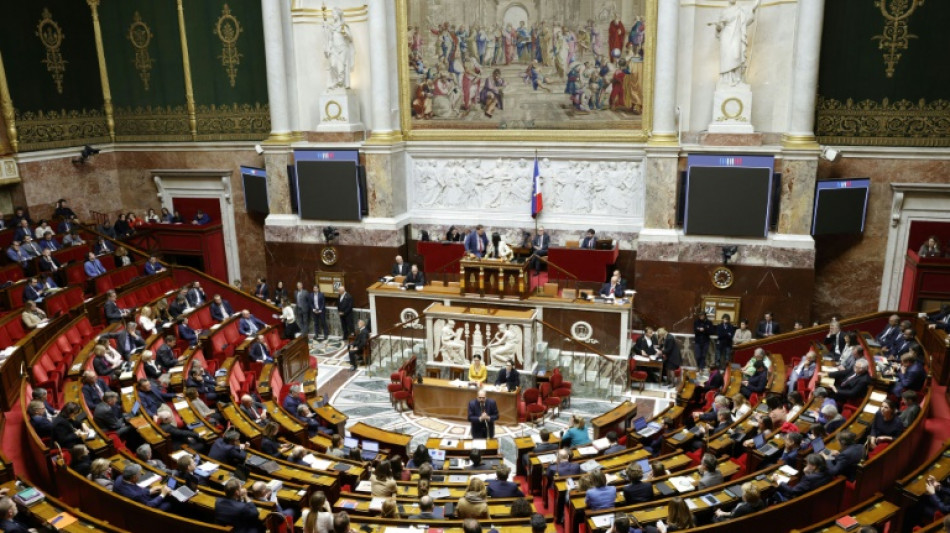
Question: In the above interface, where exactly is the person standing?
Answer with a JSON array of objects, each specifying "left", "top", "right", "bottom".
[
  {"left": 693, "top": 311, "right": 713, "bottom": 373},
  {"left": 311, "top": 285, "right": 328, "bottom": 340},
  {"left": 295, "top": 281, "right": 311, "bottom": 336},
  {"left": 716, "top": 314, "right": 737, "bottom": 366},
  {"left": 467, "top": 389, "right": 498, "bottom": 439},
  {"left": 337, "top": 286, "right": 353, "bottom": 339}
]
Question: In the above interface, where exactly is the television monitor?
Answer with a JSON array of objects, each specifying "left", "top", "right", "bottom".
[
  {"left": 240, "top": 166, "right": 269, "bottom": 215},
  {"left": 811, "top": 178, "right": 871, "bottom": 235},
  {"left": 684, "top": 155, "right": 775, "bottom": 238},
  {"left": 293, "top": 149, "right": 362, "bottom": 221}
]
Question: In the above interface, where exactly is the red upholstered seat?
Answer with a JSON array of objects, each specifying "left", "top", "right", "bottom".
[
  {"left": 629, "top": 359, "right": 648, "bottom": 391},
  {"left": 392, "top": 376, "right": 413, "bottom": 411}
]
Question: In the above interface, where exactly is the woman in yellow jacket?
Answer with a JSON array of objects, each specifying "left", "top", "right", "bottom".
[{"left": 469, "top": 354, "right": 487, "bottom": 384}]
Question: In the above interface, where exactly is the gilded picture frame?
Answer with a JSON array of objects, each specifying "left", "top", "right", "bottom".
[{"left": 396, "top": 0, "right": 657, "bottom": 142}]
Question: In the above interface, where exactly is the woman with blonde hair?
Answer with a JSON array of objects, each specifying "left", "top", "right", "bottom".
[
  {"left": 731, "top": 393, "right": 751, "bottom": 417},
  {"left": 303, "top": 491, "right": 333, "bottom": 533},
  {"left": 380, "top": 498, "right": 399, "bottom": 518},
  {"left": 88, "top": 458, "right": 113, "bottom": 489},
  {"left": 138, "top": 305, "right": 157, "bottom": 336},
  {"left": 114, "top": 245, "right": 132, "bottom": 267},
  {"left": 561, "top": 414, "right": 591, "bottom": 447},
  {"left": 457, "top": 477, "right": 490, "bottom": 519}
]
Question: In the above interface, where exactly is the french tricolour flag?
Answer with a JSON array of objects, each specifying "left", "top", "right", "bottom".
[{"left": 531, "top": 156, "right": 543, "bottom": 218}]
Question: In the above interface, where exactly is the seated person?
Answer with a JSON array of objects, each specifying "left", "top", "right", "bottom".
[
  {"left": 899, "top": 390, "right": 922, "bottom": 427},
  {"left": 600, "top": 274, "right": 624, "bottom": 298},
  {"left": 249, "top": 335, "right": 274, "bottom": 363},
  {"left": 580, "top": 228, "right": 597, "bottom": 249},
  {"left": 585, "top": 470, "right": 618, "bottom": 511},
  {"left": 561, "top": 414, "right": 592, "bottom": 448},
  {"left": 739, "top": 361, "right": 767, "bottom": 398},
  {"left": 214, "top": 478, "right": 264, "bottom": 532},
  {"left": 248, "top": 480, "right": 294, "bottom": 519},
  {"left": 697, "top": 453, "right": 724, "bottom": 488},
  {"left": 546, "top": 449, "right": 582, "bottom": 482},
  {"left": 827, "top": 359, "right": 872, "bottom": 406},
  {"left": 93, "top": 391, "right": 134, "bottom": 442},
  {"left": 176, "top": 317, "right": 199, "bottom": 346},
  {"left": 184, "top": 387, "right": 225, "bottom": 427},
  {"left": 185, "top": 366, "right": 218, "bottom": 404},
  {"left": 144, "top": 256, "right": 167, "bottom": 275},
  {"left": 240, "top": 394, "right": 268, "bottom": 425},
  {"left": 51, "top": 402, "right": 86, "bottom": 448},
  {"left": 786, "top": 351, "right": 817, "bottom": 393},
  {"left": 602, "top": 431, "right": 626, "bottom": 455},
  {"left": 494, "top": 360, "right": 520, "bottom": 392},
  {"left": 209, "top": 430, "right": 248, "bottom": 467},
  {"left": 192, "top": 210, "right": 211, "bottom": 225},
  {"left": 741, "top": 348, "right": 771, "bottom": 376},
  {"left": 210, "top": 294, "right": 234, "bottom": 322},
  {"left": 822, "top": 404, "right": 846, "bottom": 433},
  {"left": 825, "top": 430, "right": 864, "bottom": 481},
  {"left": 81, "top": 371, "right": 109, "bottom": 408},
  {"left": 39, "top": 233, "right": 59, "bottom": 251},
  {"left": 92, "top": 237, "right": 113, "bottom": 255},
  {"left": 468, "top": 448, "right": 493, "bottom": 471},
  {"left": 238, "top": 310, "right": 266, "bottom": 336},
  {"left": 487, "top": 465, "right": 523, "bottom": 497},
  {"left": 21, "top": 301, "right": 47, "bottom": 330},
  {"left": 137, "top": 378, "right": 175, "bottom": 416},
  {"left": 713, "top": 483, "right": 765, "bottom": 522},
  {"left": 409, "top": 495, "right": 439, "bottom": 520},
  {"left": 295, "top": 403, "right": 325, "bottom": 437},
  {"left": 868, "top": 398, "right": 904, "bottom": 449},
  {"left": 156, "top": 411, "right": 204, "bottom": 453},
  {"left": 891, "top": 352, "right": 926, "bottom": 396},
  {"left": 23, "top": 276, "right": 54, "bottom": 303},
  {"left": 136, "top": 443, "right": 168, "bottom": 472},
  {"left": 0, "top": 495, "right": 32, "bottom": 533},
  {"left": 622, "top": 463, "right": 653, "bottom": 505},
  {"left": 261, "top": 421, "right": 290, "bottom": 457},
  {"left": 27, "top": 400, "right": 53, "bottom": 439},
  {"left": 113, "top": 464, "right": 173, "bottom": 511},
  {"left": 83, "top": 251, "right": 107, "bottom": 278},
  {"left": 772, "top": 453, "right": 831, "bottom": 501},
  {"left": 402, "top": 264, "right": 425, "bottom": 288},
  {"left": 391, "top": 255, "right": 410, "bottom": 277},
  {"left": 468, "top": 354, "right": 487, "bottom": 384},
  {"left": 778, "top": 432, "right": 803, "bottom": 466}
]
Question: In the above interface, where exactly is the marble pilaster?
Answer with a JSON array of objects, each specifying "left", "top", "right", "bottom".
[
  {"left": 777, "top": 155, "right": 819, "bottom": 235},
  {"left": 650, "top": 0, "right": 679, "bottom": 144},
  {"left": 263, "top": 148, "right": 293, "bottom": 215},
  {"left": 367, "top": 0, "right": 397, "bottom": 142},
  {"left": 643, "top": 149, "right": 679, "bottom": 230},
  {"left": 261, "top": 0, "right": 291, "bottom": 139}
]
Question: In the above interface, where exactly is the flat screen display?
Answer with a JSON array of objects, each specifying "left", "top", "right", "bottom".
[
  {"left": 293, "top": 149, "right": 362, "bottom": 221},
  {"left": 811, "top": 178, "right": 870, "bottom": 235},
  {"left": 684, "top": 155, "right": 774, "bottom": 238},
  {"left": 240, "top": 166, "right": 269, "bottom": 215}
]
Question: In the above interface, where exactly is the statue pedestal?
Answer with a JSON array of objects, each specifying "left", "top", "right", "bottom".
[
  {"left": 708, "top": 83, "right": 754, "bottom": 134},
  {"left": 317, "top": 90, "right": 364, "bottom": 132}
]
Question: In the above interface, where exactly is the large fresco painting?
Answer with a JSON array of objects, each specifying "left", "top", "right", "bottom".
[{"left": 398, "top": 0, "right": 653, "bottom": 140}]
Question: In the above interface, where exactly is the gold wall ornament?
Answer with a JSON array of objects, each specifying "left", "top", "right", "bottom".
[
  {"left": 88, "top": 0, "right": 115, "bottom": 142},
  {"left": 872, "top": 0, "right": 926, "bottom": 78},
  {"left": 177, "top": 0, "right": 197, "bottom": 139},
  {"left": 214, "top": 4, "right": 243, "bottom": 88},
  {"left": 816, "top": 96, "right": 950, "bottom": 147},
  {"left": 36, "top": 8, "right": 67, "bottom": 94},
  {"left": 114, "top": 104, "right": 192, "bottom": 141},
  {"left": 128, "top": 11, "right": 155, "bottom": 91},
  {"left": 14, "top": 108, "right": 109, "bottom": 151},
  {"left": 194, "top": 102, "right": 270, "bottom": 140}
]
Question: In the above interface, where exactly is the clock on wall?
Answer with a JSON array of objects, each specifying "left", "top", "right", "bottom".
[
  {"left": 711, "top": 266, "right": 734, "bottom": 289},
  {"left": 321, "top": 246, "right": 338, "bottom": 266}
]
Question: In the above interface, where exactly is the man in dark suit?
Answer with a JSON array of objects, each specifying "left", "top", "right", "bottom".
[
  {"left": 693, "top": 311, "right": 714, "bottom": 373},
  {"left": 825, "top": 430, "right": 864, "bottom": 481},
  {"left": 658, "top": 328, "right": 681, "bottom": 386},
  {"left": 828, "top": 359, "right": 872, "bottom": 405},
  {"left": 602, "top": 431, "right": 626, "bottom": 455},
  {"left": 81, "top": 371, "right": 108, "bottom": 408},
  {"left": 103, "top": 290, "right": 129, "bottom": 325},
  {"left": 529, "top": 227, "right": 550, "bottom": 271},
  {"left": 408, "top": 496, "right": 439, "bottom": 520},
  {"left": 93, "top": 391, "right": 135, "bottom": 442},
  {"left": 487, "top": 465, "right": 524, "bottom": 497},
  {"left": 237, "top": 310, "right": 266, "bottom": 336},
  {"left": 249, "top": 335, "right": 273, "bottom": 363},
  {"left": 891, "top": 352, "right": 926, "bottom": 396},
  {"left": 51, "top": 402, "right": 84, "bottom": 448},
  {"left": 632, "top": 327, "right": 658, "bottom": 357},
  {"left": 37, "top": 249, "right": 62, "bottom": 282},
  {"left": 494, "top": 360, "right": 520, "bottom": 392},
  {"left": 210, "top": 294, "right": 234, "bottom": 322},
  {"left": 185, "top": 367, "right": 218, "bottom": 404},
  {"left": 169, "top": 293, "right": 189, "bottom": 318},
  {"left": 402, "top": 265, "right": 425, "bottom": 289},
  {"left": 39, "top": 232, "right": 59, "bottom": 251},
  {"left": 27, "top": 400, "right": 53, "bottom": 438},
  {"left": 240, "top": 394, "right": 268, "bottom": 426},
  {"left": 144, "top": 256, "right": 167, "bottom": 275},
  {"left": 186, "top": 282, "right": 206, "bottom": 307},
  {"left": 468, "top": 389, "right": 499, "bottom": 438},
  {"left": 23, "top": 277, "right": 52, "bottom": 303},
  {"left": 115, "top": 464, "right": 173, "bottom": 510},
  {"left": 177, "top": 317, "right": 199, "bottom": 346},
  {"left": 192, "top": 210, "right": 212, "bottom": 225},
  {"left": 876, "top": 315, "right": 902, "bottom": 354},
  {"left": 756, "top": 312, "right": 780, "bottom": 338},
  {"left": 137, "top": 378, "right": 174, "bottom": 416},
  {"left": 311, "top": 285, "right": 328, "bottom": 340},
  {"left": 215, "top": 478, "right": 265, "bottom": 532},
  {"left": 823, "top": 322, "right": 845, "bottom": 359},
  {"left": 391, "top": 255, "right": 410, "bottom": 277},
  {"left": 102, "top": 323, "right": 146, "bottom": 358},
  {"left": 580, "top": 228, "right": 597, "bottom": 249},
  {"left": 209, "top": 430, "right": 248, "bottom": 467},
  {"left": 156, "top": 411, "right": 204, "bottom": 453},
  {"left": 599, "top": 274, "right": 624, "bottom": 298},
  {"left": 773, "top": 454, "right": 832, "bottom": 501},
  {"left": 337, "top": 285, "right": 353, "bottom": 339},
  {"left": 156, "top": 335, "right": 182, "bottom": 371},
  {"left": 0, "top": 495, "right": 31, "bottom": 533},
  {"left": 740, "top": 362, "right": 768, "bottom": 398},
  {"left": 464, "top": 225, "right": 489, "bottom": 257},
  {"left": 348, "top": 319, "right": 369, "bottom": 370},
  {"left": 294, "top": 282, "right": 311, "bottom": 336},
  {"left": 622, "top": 463, "right": 653, "bottom": 505},
  {"left": 252, "top": 277, "right": 269, "bottom": 301},
  {"left": 715, "top": 314, "right": 737, "bottom": 367}
]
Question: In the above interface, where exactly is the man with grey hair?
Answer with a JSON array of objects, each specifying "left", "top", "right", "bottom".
[
  {"left": 93, "top": 390, "right": 134, "bottom": 442},
  {"left": 282, "top": 383, "right": 303, "bottom": 414},
  {"left": 0, "top": 495, "right": 30, "bottom": 532},
  {"left": 114, "top": 463, "right": 172, "bottom": 509},
  {"left": 136, "top": 443, "right": 167, "bottom": 472},
  {"left": 742, "top": 348, "right": 771, "bottom": 376},
  {"left": 31, "top": 387, "right": 57, "bottom": 418},
  {"left": 787, "top": 350, "right": 817, "bottom": 393},
  {"left": 822, "top": 404, "right": 846, "bottom": 433},
  {"left": 409, "top": 495, "right": 438, "bottom": 519},
  {"left": 694, "top": 395, "right": 730, "bottom": 424},
  {"left": 829, "top": 358, "right": 871, "bottom": 406}
]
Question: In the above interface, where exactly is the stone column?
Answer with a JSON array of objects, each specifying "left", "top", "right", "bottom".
[
  {"left": 367, "top": 0, "right": 400, "bottom": 143},
  {"left": 782, "top": 0, "right": 825, "bottom": 149},
  {"left": 261, "top": 0, "right": 292, "bottom": 141},
  {"left": 263, "top": 148, "right": 293, "bottom": 216},
  {"left": 649, "top": 0, "right": 679, "bottom": 145}
]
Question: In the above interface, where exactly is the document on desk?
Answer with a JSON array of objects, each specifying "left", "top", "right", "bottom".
[
  {"left": 537, "top": 453, "right": 556, "bottom": 464},
  {"left": 669, "top": 476, "right": 695, "bottom": 493},
  {"left": 590, "top": 515, "right": 615, "bottom": 528},
  {"left": 870, "top": 391, "right": 887, "bottom": 403},
  {"left": 863, "top": 403, "right": 880, "bottom": 414},
  {"left": 472, "top": 439, "right": 487, "bottom": 450},
  {"left": 355, "top": 480, "right": 373, "bottom": 492},
  {"left": 577, "top": 446, "right": 599, "bottom": 456}
]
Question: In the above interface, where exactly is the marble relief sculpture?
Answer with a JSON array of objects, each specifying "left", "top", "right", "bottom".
[
  {"left": 486, "top": 324, "right": 522, "bottom": 366},
  {"left": 324, "top": 7, "right": 354, "bottom": 91},
  {"left": 712, "top": 0, "right": 760, "bottom": 87},
  {"left": 437, "top": 319, "right": 467, "bottom": 364}
]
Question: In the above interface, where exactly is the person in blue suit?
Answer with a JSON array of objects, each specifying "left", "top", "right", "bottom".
[
  {"left": 27, "top": 400, "right": 53, "bottom": 439},
  {"left": 238, "top": 310, "right": 266, "bottom": 336},
  {"left": 84, "top": 252, "right": 107, "bottom": 278},
  {"left": 0, "top": 494, "right": 31, "bottom": 532},
  {"left": 464, "top": 225, "right": 489, "bottom": 257},
  {"left": 81, "top": 371, "right": 109, "bottom": 408},
  {"left": 580, "top": 228, "right": 597, "bottom": 249},
  {"left": 114, "top": 464, "right": 173, "bottom": 510},
  {"left": 144, "top": 256, "right": 166, "bottom": 275},
  {"left": 891, "top": 352, "right": 926, "bottom": 396},
  {"left": 215, "top": 478, "right": 264, "bottom": 532},
  {"left": 310, "top": 285, "right": 328, "bottom": 340},
  {"left": 600, "top": 274, "right": 624, "bottom": 298},
  {"left": 209, "top": 430, "right": 248, "bottom": 467},
  {"left": 210, "top": 294, "right": 234, "bottom": 322},
  {"left": 137, "top": 378, "right": 175, "bottom": 416},
  {"left": 249, "top": 335, "right": 273, "bottom": 363},
  {"left": 585, "top": 470, "right": 618, "bottom": 510},
  {"left": 192, "top": 210, "right": 212, "bottom": 225},
  {"left": 39, "top": 233, "right": 59, "bottom": 251},
  {"left": 23, "top": 277, "right": 52, "bottom": 303},
  {"left": 282, "top": 384, "right": 303, "bottom": 414},
  {"left": 177, "top": 317, "right": 199, "bottom": 346},
  {"left": 487, "top": 465, "right": 524, "bottom": 498}
]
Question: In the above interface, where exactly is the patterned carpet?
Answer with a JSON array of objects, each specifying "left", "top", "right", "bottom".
[{"left": 308, "top": 337, "right": 679, "bottom": 464}]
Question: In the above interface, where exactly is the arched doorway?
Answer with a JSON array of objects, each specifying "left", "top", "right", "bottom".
[{"left": 502, "top": 4, "right": 529, "bottom": 29}]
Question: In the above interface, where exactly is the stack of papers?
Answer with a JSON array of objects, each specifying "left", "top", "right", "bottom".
[
  {"left": 779, "top": 465, "right": 799, "bottom": 477},
  {"left": 590, "top": 515, "right": 615, "bottom": 528},
  {"left": 669, "top": 476, "right": 695, "bottom": 493},
  {"left": 870, "top": 391, "right": 887, "bottom": 402},
  {"left": 863, "top": 403, "right": 880, "bottom": 414},
  {"left": 137, "top": 474, "right": 160, "bottom": 488},
  {"left": 197, "top": 462, "right": 219, "bottom": 474},
  {"left": 537, "top": 453, "right": 557, "bottom": 464},
  {"left": 369, "top": 497, "right": 386, "bottom": 511},
  {"left": 354, "top": 480, "right": 372, "bottom": 492},
  {"left": 577, "top": 446, "right": 599, "bottom": 456},
  {"left": 472, "top": 439, "right": 487, "bottom": 450},
  {"left": 591, "top": 437, "right": 611, "bottom": 451}
]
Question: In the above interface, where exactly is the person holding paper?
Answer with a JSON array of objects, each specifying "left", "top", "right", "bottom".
[
  {"left": 561, "top": 414, "right": 592, "bottom": 448},
  {"left": 114, "top": 463, "right": 173, "bottom": 511},
  {"left": 468, "top": 388, "right": 499, "bottom": 439},
  {"left": 772, "top": 453, "right": 830, "bottom": 501},
  {"left": 494, "top": 360, "right": 520, "bottom": 392}
]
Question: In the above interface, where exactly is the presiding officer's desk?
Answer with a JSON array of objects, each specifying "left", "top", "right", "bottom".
[{"left": 414, "top": 378, "right": 519, "bottom": 425}]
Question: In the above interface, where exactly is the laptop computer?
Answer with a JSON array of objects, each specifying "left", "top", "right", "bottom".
[
  {"left": 812, "top": 437, "right": 833, "bottom": 456},
  {"left": 361, "top": 440, "right": 380, "bottom": 461},
  {"left": 166, "top": 477, "right": 196, "bottom": 502},
  {"left": 633, "top": 417, "right": 647, "bottom": 431},
  {"left": 636, "top": 459, "right": 652, "bottom": 475},
  {"left": 754, "top": 434, "right": 778, "bottom": 456},
  {"left": 343, "top": 437, "right": 359, "bottom": 451}
]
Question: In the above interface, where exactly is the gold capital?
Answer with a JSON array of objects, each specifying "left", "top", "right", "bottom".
[
  {"left": 365, "top": 130, "right": 404, "bottom": 145},
  {"left": 781, "top": 133, "right": 820, "bottom": 151},
  {"left": 647, "top": 132, "right": 679, "bottom": 147}
]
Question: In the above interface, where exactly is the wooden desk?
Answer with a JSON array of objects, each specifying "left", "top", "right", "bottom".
[
  {"left": 789, "top": 496, "right": 900, "bottom": 533},
  {"left": 309, "top": 399, "right": 348, "bottom": 435},
  {"left": 547, "top": 245, "right": 619, "bottom": 283},
  {"left": 349, "top": 422, "right": 412, "bottom": 461},
  {"left": 1, "top": 479, "right": 126, "bottom": 533},
  {"left": 413, "top": 378, "right": 518, "bottom": 425},
  {"left": 425, "top": 437, "right": 500, "bottom": 455},
  {"left": 591, "top": 400, "right": 637, "bottom": 439}
]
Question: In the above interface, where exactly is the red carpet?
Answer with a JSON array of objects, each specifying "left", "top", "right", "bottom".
[
  {"left": 923, "top": 383, "right": 950, "bottom": 457},
  {"left": 528, "top": 272, "right": 549, "bottom": 293}
]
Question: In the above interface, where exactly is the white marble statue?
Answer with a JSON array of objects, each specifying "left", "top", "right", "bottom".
[
  {"left": 324, "top": 7, "right": 354, "bottom": 91},
  {"left": 487, "top": 324, "right": 522, "bottom": 366},
  {"left": 712, "top": 0, "right": 761, "bottom": 87},
  {"left": 438, "top": 319, "right": 467, "bottom": 364}
]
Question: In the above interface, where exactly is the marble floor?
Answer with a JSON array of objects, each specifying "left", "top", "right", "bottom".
[{"left": 309, "top": 337, "right": 680, "bottom": 463}]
